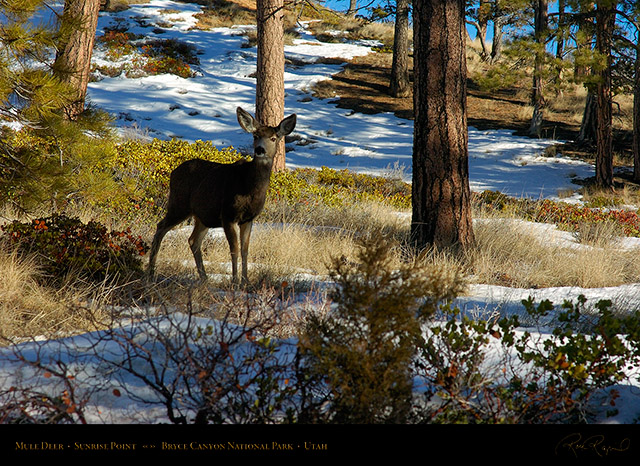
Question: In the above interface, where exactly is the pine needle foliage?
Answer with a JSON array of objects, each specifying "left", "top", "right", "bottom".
[
  {"left": 298, "top": 233, "right": 466, "bottom": 423},
  {"left": 0, "top": 0, "right": 115, "bottom": 213}
]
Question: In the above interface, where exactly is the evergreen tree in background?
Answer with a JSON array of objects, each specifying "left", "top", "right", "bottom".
[{"left": 0, "top": 0, "right": 112, "bottom": 213}]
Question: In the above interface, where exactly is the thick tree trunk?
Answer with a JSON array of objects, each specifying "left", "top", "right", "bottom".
[
  {"left": 411, "top": 0, "right": 474, "bottom": 251},
  {"left": 529, "top": 0, "right": 548, "bottom": 137},
  {"left": 52, "top": 0, "right": 101, "bottom": 120},
  {"left": 389, "top": 0, "right": 410, "bottom": 98},
  {"left": 595, "top": 5, "right": 615, "bottom": 189},
  {"left": 256, "top": 0, "right": 286, "bottom": 171}
]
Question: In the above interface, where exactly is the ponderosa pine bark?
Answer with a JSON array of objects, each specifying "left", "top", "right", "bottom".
[
  {"left": 256, "top": 0, "right": 286, "bottom": 171},
  {"left": 529, "top": 0, "right": 548, "bottom": 137},
  {"left": 411, "top": 0, "right": 474, "bottom": 251},
  {"left": 595, "top": 3, "right": 615, "bottom": 189},
  {"left": 389, "top": 0, "right": 410, "bottom": 98},
  {"left": 52, "top": 0, "right": 100, "bottom": 120}
]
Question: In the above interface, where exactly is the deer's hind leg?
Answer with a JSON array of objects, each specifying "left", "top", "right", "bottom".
[
  {"left": 148, "top": 212, "right": 189, "bottom": 278},
  {"left": 189, "top": 216, "right": 209, "bottom": 281}
]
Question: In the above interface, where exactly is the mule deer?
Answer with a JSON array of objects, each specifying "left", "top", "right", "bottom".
[{"left": 147, "top": 107, "right": 297, "bottom": 283}]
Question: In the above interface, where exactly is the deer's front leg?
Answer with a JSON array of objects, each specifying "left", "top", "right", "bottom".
[
  {"left": 223, "top": 221, "right": 240, "bottom": 283},
  {"left": 239, "top": 221, "right": 253, "bottom": 285}
]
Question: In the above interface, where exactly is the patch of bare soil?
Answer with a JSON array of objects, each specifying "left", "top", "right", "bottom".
[
  {"left": 312, "top": 52, "right": 413, "bottom": 120},
  {"left": 311, "top": 51, "right": 581, "bottom": 138}
]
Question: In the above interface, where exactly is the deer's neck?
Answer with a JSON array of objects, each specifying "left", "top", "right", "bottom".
[
  {"left": 234, "top": 156, "right": 271, "bottom": 198},
  {"left": 249, "top": 156, "right": 273, "bottom": 181}
]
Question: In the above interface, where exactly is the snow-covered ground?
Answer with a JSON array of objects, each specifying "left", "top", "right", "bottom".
[{"left": 2, "top": 0, "right": 640, "bottom": 430}]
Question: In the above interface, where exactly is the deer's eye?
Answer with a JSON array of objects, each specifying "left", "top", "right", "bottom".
[{"left": 271, "top": 137, "right": 276, "bottom": 142}]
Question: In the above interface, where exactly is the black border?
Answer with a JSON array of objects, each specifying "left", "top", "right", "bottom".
[{"left": 1, "top": 423, "right": 638, "bottom": 461}]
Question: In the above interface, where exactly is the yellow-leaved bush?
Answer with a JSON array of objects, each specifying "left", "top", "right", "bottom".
[
  {"left": 94, "top": 138, "right": 245, "bottom": 219},
  {"left": 92, "top": 138, "right": 411, "bottom": 222}
]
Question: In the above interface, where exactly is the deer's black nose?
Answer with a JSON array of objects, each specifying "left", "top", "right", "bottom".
[{"left": 255, "top": 145, "right": 266, "bottom": 155}]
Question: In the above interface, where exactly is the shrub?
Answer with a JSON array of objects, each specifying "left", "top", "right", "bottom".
[
  {"left": 1, "top": 214, "right": 149, "bottom": 283},
  {"left": 268, "top": 166, "right": 411, "bottom": 212},
  {"left": 95, "top": 30, "right": 199, "bottom": 78},
  {"left": 298, "top": 233, "right": 465, "bottom": 423},
  {"left": 98, "top": 30, "right": 139, "bottom": 60},
  {"left": 96, "top": 139, "right": 410, "bottom": 221},
  {"left": 1, "top": 116, "right": 116, "bottom": 214},
  {"left": 94, "top": 138, "right": 243, "bottom": 219},
  {"left": 140, "top": 39, "right": 199, "bottom": 78},
  {"left": 474, "top": 190, "right": 640, "bottom": 237},
  {"left": 494, "top": 296, "right": 640, "bottom": 423}
]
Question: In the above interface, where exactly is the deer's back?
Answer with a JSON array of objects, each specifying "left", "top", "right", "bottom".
[{"left": 170, "top": 158, "right": 271, "bottom": 228}]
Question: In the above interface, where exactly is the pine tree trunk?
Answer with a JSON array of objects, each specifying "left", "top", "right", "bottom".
[
  {"left": 256, "top": 0, "right": 286, "bottom": 171},
  {"left": 476, "top": 0, "right": 490, "bottom": 60},
  {"left": 634, "top": 44, "right": 640, "bottom": 182},
  {"left": 554, "top": 0, "right": 565, "bottom": 95},
  {"left": 346, "top": 0, "right": 357, "bottom": 16},
  {"left": 411, "top": 0, "right": 474, "bottom": 251},
  {"left": 389, "top": 0, "right": 410, "bottom": 98},
  {"left": 578, "top": 91, "right": 597, "bottom": 144},
  {"left": 53, "top": 0, "right": 101, "bottom": 120},
  {"left": 490, "top": 16, "right": 504, "bottom": 63},
  {"left": 595, "top": 5, "right": 615, "bottom": 189},
  {"left": 529, "top": 0, "right": 548, "bottom": 137},
  {"left": 475, "top": 22, "right": 490, "bottom": 60}
]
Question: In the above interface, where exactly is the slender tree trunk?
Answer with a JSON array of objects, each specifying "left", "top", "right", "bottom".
[
  {"left": 556, "top": 0, "right": 565, "bottom": 60},
  {"left": 476, "top": 0, "right": 491, "bottom": 60},
  {"left": 554, "top": 0, "right": 565, "bottom": 95},
  {"left": 347, "top": 0, "right": 357, "bottom": 16},
  {"left": 634, "top": 42, "right": 640, "bottom": 182},
  {"left": 595, "top": 4, "right": 615, "bottom": 189},
  {"left": 411, "top": 0, "right": 474, "bottom": 251},
  {"left": 256, "top": 0, "right": 286, "bottom": 171},
  {"left": 389, "top": 0, "right": 410, "bottom": 98},
  {"left": 52, "top": 0, "right": 101, "bottom": 120},
  {"left": 529, "top": 0, "right": 548, "bottom": 137},
  {"left": 578, "top": 90, "right": 597, "bottom": 144},
  {"left": 475, "top": 21, "right": 490, "bottom": 60},
  {"left": 574, "top": 2, "right": 595, "bottom": 80},
  {"left": 490, "top": 16, "right": 504, "bottom": 63}
]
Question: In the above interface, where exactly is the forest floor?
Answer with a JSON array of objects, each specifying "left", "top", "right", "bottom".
[{"left": 311, "top": 49, "right": 639, "bottom": 192}]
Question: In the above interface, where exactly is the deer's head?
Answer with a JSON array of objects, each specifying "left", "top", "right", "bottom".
[{"left": 237, "top": 107, "right": 297, "bottom": 159}]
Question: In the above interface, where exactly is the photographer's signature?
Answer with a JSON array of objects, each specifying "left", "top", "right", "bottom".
[{"left": 555, "top": 433, "right": 631, "bottom": 458}]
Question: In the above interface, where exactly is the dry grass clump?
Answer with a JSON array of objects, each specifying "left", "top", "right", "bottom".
[
  {"left": 465, "top": 216, "right": 640, "bottom": 289},
  {"left": 0, "top": 247, "right": 107, "bottom": 342},
  {"left": 147, "top": 199, "right": 410, "bottom": 285},
  {"left": 193, "top": 0, "right": 256, "bottom": 29},
  {"left": 138, "top": 189, "right": 640, "bottom": 296}
]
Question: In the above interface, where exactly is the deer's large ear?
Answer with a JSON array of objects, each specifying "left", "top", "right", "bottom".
[
  {"left": 277, "top": 113, "right": 297, "bottom": 138},
  {"left": 237, "top": 107, "right": 258, "bottom": 133}
]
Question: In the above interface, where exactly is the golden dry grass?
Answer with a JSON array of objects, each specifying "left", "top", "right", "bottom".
[
  {"left": 463, "top": 215, "right": 640, "bottom": 289},
  {"left": 0, "top": 247, "right": 110, "bottom": 341},
  {"left": 4, "top": 192, "right": 640, "bottom": 341},
  {"left": 146, "top": 199, "right": 410, "bottom": 285}
]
